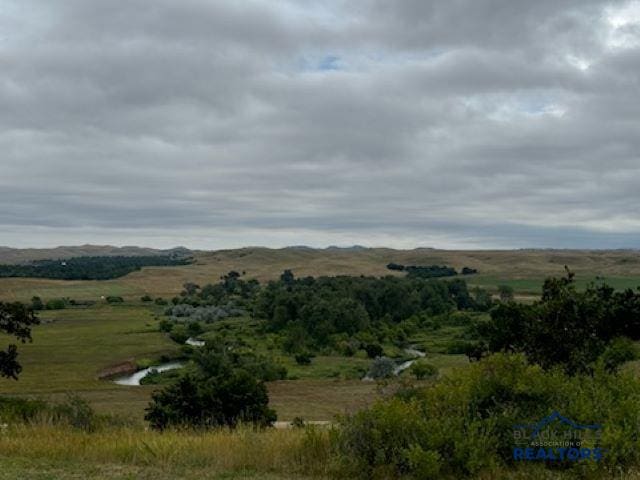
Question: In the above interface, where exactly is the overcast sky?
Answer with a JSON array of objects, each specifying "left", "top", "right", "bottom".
[{"left": 1, "top": 1, "right": 639, "bottom": 250}]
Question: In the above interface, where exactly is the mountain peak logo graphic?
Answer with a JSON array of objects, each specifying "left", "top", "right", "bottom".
[{"left": 514, "top": 411, "right": 601, "bottom": 440}]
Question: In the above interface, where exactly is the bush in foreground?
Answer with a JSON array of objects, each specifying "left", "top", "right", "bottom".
[
  {"left": 335, "top": 353, "right": 640, "bottom": 479},
  {"left": 145, "top": 346, "right": 276, "bottom": 430}
]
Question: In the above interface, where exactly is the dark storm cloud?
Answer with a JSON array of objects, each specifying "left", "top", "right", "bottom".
[{"left": 1, "top": 0, "right": 639, "bottom": 249}]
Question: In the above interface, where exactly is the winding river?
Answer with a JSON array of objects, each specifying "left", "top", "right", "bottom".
[
  {"left": 113, "top": 361, "right": 184, "bottom": 386},
  {"left": 363, "top": 347, "right": 426, "bottom": 381}
]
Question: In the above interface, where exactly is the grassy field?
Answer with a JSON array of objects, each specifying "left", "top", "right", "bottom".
[
  {"left": 0, "top": 304, "right": 384, "bottom": 421},
  {"left": 2, "top": 247, "right": 640, "bottom": 302}
]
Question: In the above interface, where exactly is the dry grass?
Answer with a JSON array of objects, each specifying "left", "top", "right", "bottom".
[
  {"left": 0, "top": 424, "right": 331, "bottom": 479},
  {"left": 2, "top": 247, "right": 640, "bottom": 301}
]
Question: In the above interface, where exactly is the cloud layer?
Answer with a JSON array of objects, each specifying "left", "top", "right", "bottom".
[{"left": 1, "top": 0, "right": 639, "bottom": 249}]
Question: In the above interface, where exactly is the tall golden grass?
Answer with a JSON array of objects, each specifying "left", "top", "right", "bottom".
[{"left": 0, "top": 423, "right": 332, "bottom": 478}]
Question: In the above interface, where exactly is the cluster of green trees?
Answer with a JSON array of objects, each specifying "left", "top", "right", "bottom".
[
  {"left": 0, "top": 302, "right": 39, "bottom": 380},
  {"left": 386, "top": 263, "right": 458, "bottom": 278},
  {"left": 0, "top": 255, "right": 192, "bottom": 280},
  {"left": 387, "top": 263, "right": 479, "bottom": 277},
  {"left": 253, "top": 273, "right": 491, "bottom": 350},
  {"left": 161, "top": 273, "right": 259, "bottom": 309},
  {"left": 145, "top": 344, "right": 277, "bottom": 430},
  {"left": 469, "top": 270, "right": 640, "bottom": 373}
]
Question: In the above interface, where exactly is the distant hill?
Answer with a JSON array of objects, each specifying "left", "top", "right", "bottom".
[
  {"left": 0, "top": 245, "right": 192, "bottom": 265},
  {"left": 1, "top": 245, "right": 640, "bottom": 302}
]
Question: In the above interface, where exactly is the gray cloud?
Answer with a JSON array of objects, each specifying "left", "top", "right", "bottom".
[{"left": 1, "top": 0, "right": 640, "bottom": 249}]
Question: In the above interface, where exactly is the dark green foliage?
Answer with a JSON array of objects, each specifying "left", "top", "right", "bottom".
[
  {"left": 169, "top": 325, "right": 189, "bottom": 344},
  {"left": 335, "top": 353, "right": 640, "bottom": 478},
  {"left": 471, "top": 287, "right": 494, "bottom": 311},
  {"left": 475, "top": 270, "right": 640, "bottom": 374},
  {"left": 254, "top": 273, "right": 476, "bottom": 350},
  {"left": 0, "top": 255, "right": 191, "bottom": 280},
  {"left": 599, "top": 337, "right": 638, "bottom": 373},
  {"left": 364, "top": 343, "right": 384, "bottom": 359},
  {"left": 294, "top": 352, "right": 313, "bottom": 365},
  {"left": 187, "top": 321, "right": 203, "bottom": 336},
  {"left": 30, "top": 296, "right": 44, "bottom": 311},
  {"left": 386, "top": 263, "right": 458, "bottom": 278},
  {"left": 140, "top": 367, "right": 183, "bottom": 385},
  {"left": 145, "top": 345, "right": 277, "bottom": 430},
  {"left": 280, "top": 269, "right": 295, "bottom": 284},
  {"left": 0, "top": 302, "right": 39, "bottom": 380},
  {"left": 154, "top": 297, "right": 168, "bottom": 306},
  {"left": 45, "top": 298, "right": 67, "bottom": 310},
  {"left": 386, "top": 262, "right": 405, "bottom": 271},
  {"left": 461, "top": 266, "right": 478, "bottom": 275},
  {"left": 405, "top": 265, "right": 457, "bottom": 279},
  {"left": 497, "top": 284, "right": 514, "bottom": 302},
  {"left": 410, "top": 360, "right": 438, "bottom": 380},
  {"left": 159, "top": 319, "right": 173, "bottom": 332},
  {"left": 105, "top": 296, "right": 124, "bottom": 304},
  {"left": 140, "top": 295, "right": 153, "bottom": 302}
]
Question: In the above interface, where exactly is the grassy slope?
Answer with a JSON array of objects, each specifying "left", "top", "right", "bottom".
[
  {"left": 2, "top": 247, "right": 640, "bottom": 301},
  {"left": 0, "top": 304, "right": 180, "bottom": 417}
]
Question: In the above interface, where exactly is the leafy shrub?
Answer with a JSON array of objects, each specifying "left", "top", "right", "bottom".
[
  {"left": 295, "top": 352, "right": 313, "bottom": 365},
  {"left": 30, "top": 296, "right": 44, "bottom": 311},
  {"left": 187, "top": 321, "right": 203, "bottom": 336},
  {"left": 169, "top": 325, "right": 189, "bottom": 344},
  {"left": 334, "top": 353, "right": 640, "bottom": 478},
  {"left": 140, "top": 295, "right": 153, "bottom": 302},
  {"left": 159, "top": 319, "right": 173, "bottom": 332},
  {"left": 145, "top": 347, "right": 277, "bottom": 430},
  {"left": 600, "top": 336, "right": 638, "bottom": 372},
  {"left": 410, "top": 360, "right": 438, "bottom": 380},
  {"left": 364, "top": 343, "right": 384, "bottom": 359},
  {"left": 52, "top": 394, "right": 97, "bottom": 432},
  {"left": 367, "top": 357, "right": 395, "bottom": 379},
  {"left": 45, "top": 298, "right": 67, "bottom": 310},
  {"left": 105, "top": 296, "right": 124, "bottom": 304},
  {"left": 154, "top": 297, "right": 168, "bottom": 306}
]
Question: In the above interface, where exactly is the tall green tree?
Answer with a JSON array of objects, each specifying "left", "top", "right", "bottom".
[{"left": 0, "top": 302, "right": 39, "bottom": 380}]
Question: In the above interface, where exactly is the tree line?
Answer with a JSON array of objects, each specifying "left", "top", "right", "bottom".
[{"left": 0, "top": 255, "right": 192, "bottom": 280}]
